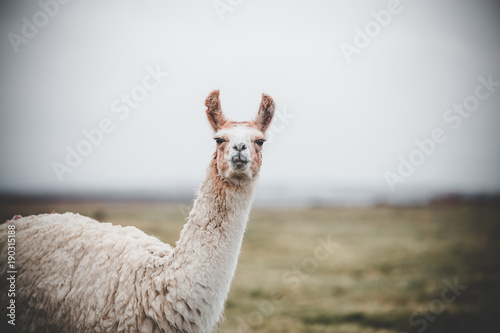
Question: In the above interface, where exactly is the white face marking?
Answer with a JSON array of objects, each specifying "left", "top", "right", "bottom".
[
  {"left": 216, "top": 125, "right": 262, "bottom": 162},
  {"left": 215, "top": 125, "right": 263, "bottom": 142}
]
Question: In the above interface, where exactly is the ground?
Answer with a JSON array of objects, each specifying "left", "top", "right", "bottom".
[{"left": 1, "top": 201, "right": 499, "bottom": 332}]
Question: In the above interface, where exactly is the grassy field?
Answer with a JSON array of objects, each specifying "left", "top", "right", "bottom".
[{"left": 1, "top": 201, "right": 499, "bottom": 332}]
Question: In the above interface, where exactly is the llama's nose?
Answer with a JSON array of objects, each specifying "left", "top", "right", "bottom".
[{"left": 233, "top": 142, "right": 247, "bottom": 151}]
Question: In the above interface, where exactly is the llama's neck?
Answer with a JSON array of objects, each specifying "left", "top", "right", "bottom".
[{"left": 159, "top": 158, "right": 256, "bottom": 331}]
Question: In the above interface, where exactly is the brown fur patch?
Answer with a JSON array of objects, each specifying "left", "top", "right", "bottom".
[
  {"left": 205, "top": 90, "right": 227, "bottom": 131},
  {"left": 218, "top": 120, "right": 257, "bottom": 130},
  {"left": 255, "top": 94, "right": 275, "bottom": 133}
]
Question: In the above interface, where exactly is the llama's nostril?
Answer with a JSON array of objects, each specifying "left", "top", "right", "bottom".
[{"left": 234, "top": 143, "right": 247, "bottom": 151}]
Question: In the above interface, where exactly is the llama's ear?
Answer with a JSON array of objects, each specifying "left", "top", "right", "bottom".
[
  {"left": 255, "top": 93, "right": 275, "bottom": 133},
  {"left": 205, "top": 90, "right": 227, "bottom": 132}
]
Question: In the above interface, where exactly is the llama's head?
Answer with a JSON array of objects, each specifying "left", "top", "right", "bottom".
[{"left": 205, "top": 90, "right": 274, "bottom": 186}]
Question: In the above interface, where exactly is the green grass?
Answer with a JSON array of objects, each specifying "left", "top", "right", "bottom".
[{"left": 2, "top": 202, "right": 499, "bottom": 332}]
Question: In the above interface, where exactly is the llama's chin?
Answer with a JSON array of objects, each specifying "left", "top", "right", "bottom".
[{"left": 224, "top": 170, "right": 253, "bottom": 186}]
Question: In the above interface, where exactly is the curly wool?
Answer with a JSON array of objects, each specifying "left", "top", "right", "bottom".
[{"left": 1, "top": 212, "right": 173, "bottom": 332}]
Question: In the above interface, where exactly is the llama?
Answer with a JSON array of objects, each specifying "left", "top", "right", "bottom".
[{"left": 0, "top": 90, "right": 275, "bottom": 333}]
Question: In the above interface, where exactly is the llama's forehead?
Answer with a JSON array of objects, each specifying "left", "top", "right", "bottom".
[{"left": 215, "top": 123, "right": 264, "bottom": 140}]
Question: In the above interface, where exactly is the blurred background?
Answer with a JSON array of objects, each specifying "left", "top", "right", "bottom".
[{"left": 1, "top": 0, "right": 499, "bottom": 332}]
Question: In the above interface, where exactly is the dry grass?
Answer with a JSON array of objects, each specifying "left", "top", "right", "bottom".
[{"left": 1, "top": 201, "right": 499, "bottom": 332}]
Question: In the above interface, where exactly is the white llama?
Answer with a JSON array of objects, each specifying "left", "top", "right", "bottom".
[{"left": 0, "top": 90, "right": 275, "bottom": 333}]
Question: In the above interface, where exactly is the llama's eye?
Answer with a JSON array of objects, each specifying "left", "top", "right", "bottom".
[
  {"left": 255, "top": 139, "right": 265, "bottom": 146},
  {"left": 215, "top": 138, "right": 225, "bottom": 144}
]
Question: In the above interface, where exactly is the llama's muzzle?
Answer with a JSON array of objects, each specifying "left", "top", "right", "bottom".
[{"left": 231, "top": 152, "right": 249, "bottom": 170}]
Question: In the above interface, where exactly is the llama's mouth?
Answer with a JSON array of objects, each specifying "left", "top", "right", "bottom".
[
  {"left": 232, "top": 160, "right": 249, "bottom": 170},
  {"left": 231, "top": 154, "right": 249, "bottom": 170}
]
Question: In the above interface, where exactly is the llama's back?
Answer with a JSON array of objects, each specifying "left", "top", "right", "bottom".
[{"left": 0, "top": 212, "right": 173, "bottom": 332}]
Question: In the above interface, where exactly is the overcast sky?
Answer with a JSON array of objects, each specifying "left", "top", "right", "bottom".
[{"left": 1, "top": 0, "right": 499, "bottom": 204}]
